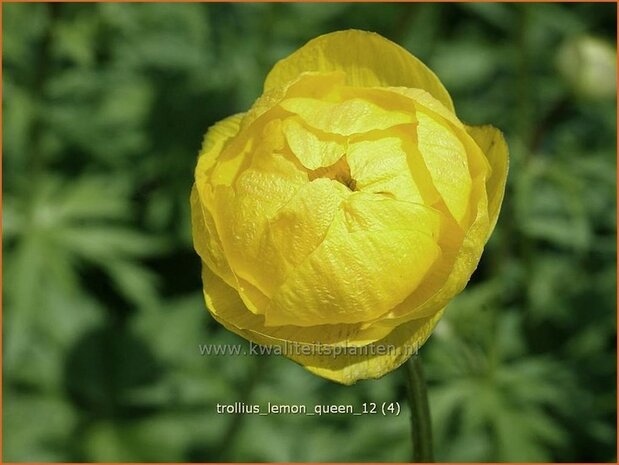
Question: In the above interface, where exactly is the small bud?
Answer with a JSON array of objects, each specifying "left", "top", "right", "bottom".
[{"left": 557, "top": 36, "right": 617, "bottom": 101}]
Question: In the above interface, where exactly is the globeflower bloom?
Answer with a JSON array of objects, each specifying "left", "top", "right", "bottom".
[{"left": 191, "top": 30, "right": 508, "bottom": 384}]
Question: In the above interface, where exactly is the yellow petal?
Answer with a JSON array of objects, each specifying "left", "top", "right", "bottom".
[
  {"left": 372, "top": 174, "right": 490, "bottom": 327},
  {"left": 265, "top": 30, "right": 454, "bottom": 112},
  {"left": 414, "top": 111, "right": 472, "bottom": 224},
  {"left": 195, "top": 113, "right": 246, "bottom": 189},
  {"left": 193, "top": 114, "right": 278, "bottom": 315},
  {"left": 201, "top": 261, "right": 401, "bottom": 348},
  {"left": 354, "top": 86, "right": 463, "bottom": 129},
  {"left": 209, "top": 153, "right": 307, "bottom": 299},
  {"left": 340, "top": 192, "right": 443, "bottom": 237},
  {"left": 305, "top": 310, "right": 444, "bottom": 385},
  {"left": 280, "top": 97, "right": 413, "bottom": 136},
  {"left": 346, "top": 136, "right": 424, "bottom": 204},
  {"left": 196, "top": 113, "right": 244, "bottom": 175},
  {"left": 390, "top": 87, "right": 461, "bottom": 127},
  {"left": 265, "top": 193, "right": 441, "bottom": 327},
  {"left": 198, "top": 184, "right": 280, "bottom": 317},
  {"left": 192, "top": 113, "right": 244, "bottom": 285},
  {"left": 209, "top": 117, "right": 288, "bottom": 188},
  {"left": 466, "top": 124, "right": 509, "bottom": 236},
  {"left": 241, "top": 71, "right": 347, "bottom": 132},
  {"left": 268, "top": 178, "right": 350, "bottom": 272},
  {"left": 282, "top": 118, "right": 346, "bottom": 170},
  {"left": 205, "top": 265, "right": 444, "bottom": 383},
  {"left": 190, "top": 185, "right": 234, "bottom": 286}
]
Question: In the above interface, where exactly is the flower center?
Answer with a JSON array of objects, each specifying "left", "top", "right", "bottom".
[{"left": 308, "top": 155, "right": 357, "bottom": 191}]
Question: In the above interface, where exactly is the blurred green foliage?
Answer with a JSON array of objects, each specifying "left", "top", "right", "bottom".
[{"left": 3, "top": 3, "right": 616, "bottom": 462}]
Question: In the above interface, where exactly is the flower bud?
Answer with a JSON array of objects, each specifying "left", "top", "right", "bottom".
[
  {"left": 191, "top": 30, "right": 508, "bottom": 384},
  {"left": 557, "top": 36, "right": 617, "bottom": 100}
]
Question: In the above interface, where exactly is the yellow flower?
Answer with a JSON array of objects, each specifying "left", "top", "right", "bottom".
[{"left": 191, "top": 30, "right": 508, "bottom": 384}]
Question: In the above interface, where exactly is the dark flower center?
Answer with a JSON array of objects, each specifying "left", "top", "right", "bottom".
[{"left": 308, "top": 155, "right": 357, "bottom": 191}]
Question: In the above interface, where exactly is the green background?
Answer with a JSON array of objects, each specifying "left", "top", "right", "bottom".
[{"left": 3, "top": 2, "right": 617, "bottom": 462}]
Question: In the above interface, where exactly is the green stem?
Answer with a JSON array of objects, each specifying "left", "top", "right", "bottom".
[{"left": 404, "top": 354, "right": 434, "bottom": 462}]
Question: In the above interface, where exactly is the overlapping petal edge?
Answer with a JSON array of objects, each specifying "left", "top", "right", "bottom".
[{"left": 191, "top": 30, "right": 508, "bottom": 384}]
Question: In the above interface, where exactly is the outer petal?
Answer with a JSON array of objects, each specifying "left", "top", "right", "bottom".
[
  {"left": 201, "top": 260, "right": 443, "bottom": 384},
  {"left": 415, "top": 111, "right": 472, "bottom": 225},
  {"left": 359, "top": 124, "right": 493, "bottom": 327},
  {"left": 280, "top": 97, "right": 413, "bottom": 136},
  {"left": 304, "top": 310, "right": 444, "bottom": 385},
  {"left": 191, "top": 186, "right": 234, "bottom": 286},
  {"left": 242, "top": 71, "right": 346, "bottom": 130},
  {"left": 264, "top": 193, "right": 442, "bottom": 326},
  {"left": 202, "top": 262, "right": 402, "bottom": 348},
  {"left": 196, "top": 113, "right": 244, "bottom": 175},
  {"left": 265, "top": 30, "right": 455, "bottom": 112},
  {"left": 208, "top": 153, "right": 307, "bottom": 299},
  {"left": 192, "top": 113, "right": 244, "bottom": 285},
  {"left": 466, "top": 125, "right": 509, "bottom": 236},
  {"left": 344, "top": 86, "right": 462, "bottom": 129},
  {"left": 369, "top": 171, "right": 490, "bottom": 328}
]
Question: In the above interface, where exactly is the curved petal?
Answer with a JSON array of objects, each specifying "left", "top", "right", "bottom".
[
  {"left": 346, "top": 135, "right": 424, "bottom": 204},
  {"left": 201, "top": 261, "right": 401, "bottom": 348},
  {"left": 191, "top": 185, "right": 234, "bottom": 286},
  {"left": 283, "top": 117, "right": 346, "bottom": 170},
  {"left": 267, "top": 178, "right": 350, "bottom": 274},
  {"left": 264, "top": 193, "right": 442, "bottom": 326},
  {"left": 192, "top": 113, "right": 244, "bottom": 285},
  {"left": 196, "top": 113, "right": 244, "bottom": 175},
  {"left": 242, "top": 71, "right": 347, "bottom": 132},
  {"left": 355, "top": 129, "right": 492, "bottom": 328},
  {"left": 208, "top": 153, "right": 307, "bottom": 299},
  {"left": 304, "top": 310, "right": 444, "bottom": 385},
  {"left": 280, "top": 96, "right": 413, "bottom": 136},
  {"left": 265, "top": 29, "right": 455, "bottom": 112},
  {"left": 370, "top": 170, "right": 490, "bottom": 328},
  {"left": 466, "top": 124, "right": 509, "bottom": 236},
  {"left": 345, "top": 86, "right": 462, "bottom": 129},
  {"left": 415, "top": 111, "right": 472, "bottom": 225}
]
